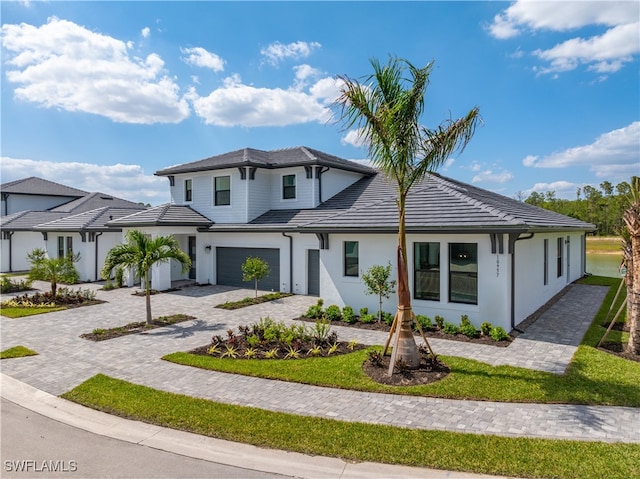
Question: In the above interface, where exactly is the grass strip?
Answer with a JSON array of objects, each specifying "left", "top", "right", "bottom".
[
  {"left": 1, "top": 345, "right": 38, "bottom": 359},
  {"left": 215, "top": 292, "right": 292, "bottom": 310},
  {"left": 62, "top": 374, "right": 640, "bottom": 479},
  {"left": 0, "top": 306, "right": 66, "bottom": 318}
]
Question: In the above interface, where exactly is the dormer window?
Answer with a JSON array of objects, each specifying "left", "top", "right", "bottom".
[
  {"left": 184, "top": 179, "right": 193, "bottom": 202},
  {"left": 214, "top": 176, "right": 231, "bottom": 206},
  {"left": 283, "top": 174, "right": 296, "bottom": 200}
]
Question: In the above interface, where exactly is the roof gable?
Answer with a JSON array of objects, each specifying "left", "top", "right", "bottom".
[
  {"left": 108, "top": 204, "right": 213, "bottom": 227},
  {"left": 1, "top": 177, "right": 88, "bottom": 198},
  {"left": 33, "top": 206, "right": 147, "bottom": 231},
  {"left": 49, "top": 192, "right": 144, "bottom": 213}
]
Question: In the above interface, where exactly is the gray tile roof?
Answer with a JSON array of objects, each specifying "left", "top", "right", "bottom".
[
  {"left": 33, "top": 207, "right": 147, "bottom": 231},
  {"left": 155, "top": 146, "right": 376, "bottom": 176},
  {"left": 206, "top": 172, "right": 595, "bottom": 233},
  {"left": 0, "top": 211, "right": 68, "bottom": 231},
  {"left": 1, "top": 177, "right": 88, "bottom": 197},
  {"left": 108, "top": 204, "right": 213, "bottom": 227},
  {"left": 49, "top": 192, "right": 144, "bottom": 213}
]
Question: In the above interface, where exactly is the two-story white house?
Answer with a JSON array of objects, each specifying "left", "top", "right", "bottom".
[{"left": 109, "top": 146, "right": 595, "bottom": 332}]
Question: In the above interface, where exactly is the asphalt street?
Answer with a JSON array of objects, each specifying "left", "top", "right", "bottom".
[{"left": 1, "top": 398, "right": 293, "bottom": 479}]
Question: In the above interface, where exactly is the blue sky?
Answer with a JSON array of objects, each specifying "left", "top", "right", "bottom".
[{"left": 1, "top": 1, "right": 638, "bottom": 205}]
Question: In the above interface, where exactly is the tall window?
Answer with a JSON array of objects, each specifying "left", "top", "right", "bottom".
[
  {"left": 214, "top": 176, "right": 230, "bottom": 206},
  {"left": 58, "top": 236, "right": 73, "bottom": 258},
  {"left": 449, "top": 243, "right": 478, "bottom": 305},
  {"left": 282, "top": 174, "right": 296, "bottom": 199},
  {"left": 543, "top": 239, "right": 549, "bottom": 285},
  {"left": 557, "top": 237, "right": 563, "bottom": 277},
  {"left": 344, "top": 241, "right": 359, "bottom": 277},
  {"left": 414, "top": 242, "right": 440, "bottom": 300},
  {"left": 184, "top": 179, "right": 193, "bottom": 202}
]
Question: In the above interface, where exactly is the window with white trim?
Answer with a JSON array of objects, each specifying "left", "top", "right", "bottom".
[
  {"left": 282, "top": 174, "right": 296, "bottom": 200},
  {"left": 214, "top": 176, "right": 230, "bottom": 206}
]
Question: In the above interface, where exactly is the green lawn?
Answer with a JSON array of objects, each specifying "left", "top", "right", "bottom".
[
  {"left": 62, "top": 374, "right": 640, "bottom": 479},
  {"left": 0, "top": 306, "right": 66, "bottom": 318},
  {"left": 1, "top": 345, "right": 38, "bottom": 359},
  {"left": 164, "top": 276, "right": 639, "bottom": 406}
]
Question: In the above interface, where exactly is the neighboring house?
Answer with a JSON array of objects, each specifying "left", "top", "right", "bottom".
[
  {"left": 0, "top": 177, "right": 146, "bottom": 280},
  {"left": 1, "top": 177, "right": 88, "bottom": 216},
  {"left": 109, "top": 146, "right": 595, "bottom": 332}
]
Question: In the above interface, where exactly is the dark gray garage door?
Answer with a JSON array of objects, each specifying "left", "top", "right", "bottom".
[{"left": 216, "top": 247, "right": 280, "bottom": 291}]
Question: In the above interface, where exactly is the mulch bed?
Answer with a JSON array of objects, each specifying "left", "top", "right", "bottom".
[
  {"left": 362, "top": 354, "right": 451, "bottom": 386},
  {"left": 190, "top": 340, "right": 366, "bottom": 359},
  {"left": 215, "top": 293, "right": 293, "bottom": 310},
  {"left": 81, "top": 314, "right": 196, "bottom": 341},
  {"left": 598, "top": 321, "right": 640, "bottom": 363},
  {"left": 295, "top": 316, "right": 512, "bottom": 347}
]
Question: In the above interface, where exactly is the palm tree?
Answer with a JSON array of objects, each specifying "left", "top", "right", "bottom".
[
  {"left": 335, "top": 56, "right": 480, "bottom": 371},
  {"left": 27, "top": 248, "right": 80, "bottom": 295},
  {"left": 101, "top": 230, "right": 191, "bottom": 325},
  {"left": 623, "top": 176, "right": 640, "bottom": 355}
]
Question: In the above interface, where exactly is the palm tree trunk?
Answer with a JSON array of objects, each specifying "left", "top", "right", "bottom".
[
  {"left": 628, "top": 234, "right": 640, "bottom": 355},
  {"left": 144, "top": 273, "right": 152, "bottom": 325},
  {"left": 387, "top": 195, "right": 420, "bottom": 372}
]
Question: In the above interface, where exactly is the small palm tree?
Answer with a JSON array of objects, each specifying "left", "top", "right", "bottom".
[
  {"left": 101, "top": 230, "right": 191, "bottom": 324},
  {"left": 336, "top": 56, "right": 480, "bottom": 370},
  {"left": 27, "top": 248, "right": 80, "bottom": 295},
  {"left": 622, "top": 176, "right": 640, "bottom": 355}
]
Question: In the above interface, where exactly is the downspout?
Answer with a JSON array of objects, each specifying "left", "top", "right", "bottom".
[
  {"left": 281, "top": 232, "right": 293, "bottom": 293},
  {"left": 509, "top": 232, "right": 535, "bottom": 332},
  {"left": 94, "top": 232, "right": 103, "bottom": 281},
  {"left": 6, "top": 231, "right": 14, "bottom": 272}
]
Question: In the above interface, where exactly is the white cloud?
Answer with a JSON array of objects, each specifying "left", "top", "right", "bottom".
[
  {"left": 293, "top": 64, "right": 322, "bottom": 90},
  {"left": 1, "top": 157, "right": 169, "bottom": 205},
  {"left": 1, "top": 17, "right": 190, "bottom": 124},
  {"left": 442, "top": 158, "right": 455, "bottom": 172},
  {"left": 471, "top": 169, "right": 513, "bottom": 184},
  {"left": 470, "top": 161, "right": 482, "bottom": 172},
  {"left": 190, "top": 73, "right": 338, "bottom": 127},
  {"left": 522, "top": 121, "right": 640, "bottom": 180},
  {"left": 181, "top": 46, "right": 225, "bottom": 72},
  {"left": 341, "top": 128, "right": 366, "bottom": 148},
  {"left": 527, "top": 180, "right": 582, "bottom": 198},
  {"left": 488, "top": 1, "right": 639, "bottom": 76},
  {"left": 260, "top": 41, "right": 321, "bottom": 65},
  {"left": 141, "top": 27, "right": 150, "bottom": 38}
]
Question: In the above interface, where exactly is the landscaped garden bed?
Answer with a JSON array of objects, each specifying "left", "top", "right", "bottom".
[
  {"left": 296, "top": 299, "right": 512, "bottom": 347},
  {"left": 81, "top": 314, "right": 196, "bottom": 341},
  {"left": 0, "top": 287, "right": 104, "bottom": 318},
  {"left": 214, "top": 292, "right": 293, "bottom": 310}
]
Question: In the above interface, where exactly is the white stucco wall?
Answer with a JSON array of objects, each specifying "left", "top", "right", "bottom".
[{"left": 0, "top": 232, "right": 46, "bottom": 272}]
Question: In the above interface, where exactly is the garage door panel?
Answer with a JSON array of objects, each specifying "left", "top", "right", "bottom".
[{"left": 216, "top": 247, "right": 280, "bottom": 291}]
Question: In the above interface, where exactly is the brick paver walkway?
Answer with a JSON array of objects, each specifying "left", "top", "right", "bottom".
[{"left": 1, "top": 280, "right": 638, "bottom": 443}]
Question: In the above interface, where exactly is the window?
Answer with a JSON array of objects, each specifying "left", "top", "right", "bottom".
[
  {"left": 58, "top": 236, "right": 73, "bottom": 259},
  {"left": 184, "top": 179, "right": 193, "bottom": 202},
  {"left": 557, "top": 237, "right": 563, "bottom": 277},
  {"left": 449, "top": 243, "right": 478, "bottom": 305},
  {"left": 282, "top": 174, "right": 296, "bottom": 199},
  {"left": 543, "top": 239, "right": 549, "bottom": 285},
  {"left": 214, "top": 176, "right": 230, "bottom": 206},
  {"left": 414, "top": 242, "right": 440, "bottom": 300},
  {"left": 344, "top": 241, "right": 359, "bottom": 277}
]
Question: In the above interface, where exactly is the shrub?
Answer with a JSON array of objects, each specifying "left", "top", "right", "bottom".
[
  {"left": 367, "top": 350, "right": 384, "bottom": 367},
  {"left": 360, "top": 313, "right": 376, "bottom": 324},
  {"left": 434, "top": 315, "right": 445, "bottom": 330},
  {"left": 359, "top": 307, "right": 368, "bottom": 317},
  {"left": 460, "top": 323, "right": 479, "bottom": 338},
  {"left": 305, "top": 299, "right": 324, "bottom": 319},
  {"left": 382, "top": 312, "right": 394, "bottom": 326},
  {"left": 460, "top": 315, "right": 472, "bottom": 328},
  {"left": 1, "top": 276, "right": 32, "bottom": 294},
  {"left": 490, "top": 326, "right": 510, "bottom": 341},
  {"left": 114, "top": 266, "right": 125, "bottom": 288},
  {"left": 442, "top": 322, "right": 459, "bottom": 335},
  {"left": 480, "top": 321, "right": 493, "bottom": 336},
  {"left": 309, "top": 319, "right": 331, "bottom": 343},
  {"left": 325, "top": 304, "right": 342, "bottom": 322},
  {"left": 342, "top": 306, "right": 356, "bottom": 324},
  {"left": 414, "top": 314, "right": 432, "bottom": 331}
]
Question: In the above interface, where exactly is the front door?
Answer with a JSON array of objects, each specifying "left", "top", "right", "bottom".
[{"left": 188, "top": 236, "right": 196, "bottom": 280}]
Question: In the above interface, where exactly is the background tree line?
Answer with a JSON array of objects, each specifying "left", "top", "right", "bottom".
[{"left": 523, "top": 180, "right": 632, "bottom": 236}]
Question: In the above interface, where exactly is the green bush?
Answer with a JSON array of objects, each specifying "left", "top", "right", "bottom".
[
  {"left": 305, "top": 299, "right": 324, "bottom": 319},
  {"left": 114, "top": 266, "right": 125, "bottom": 288},
  {"left": 325, "top": 304, "right": 342, "bottom": 322},
  {"left": 434, "top": 315, "right": 445, "bottom": 330},
  {"left": 414, "top": 314, "right": 432, "bottom": 331},
  {"left": 359, "top": 307, "right": 368, "bottom": 317},
  {"left": 342, "top": 306, "right": 356, "bottom": 324},
  {"left": 460, "top": 315, "right": 472, "bottom": 328},
  {"left": 480, "top": 321, "right": 493, "bottom": 336},
  {"left": 442, "top": 322, "right": 459, "bottom": 335},
  {"left": 460, "top": 323, "right": 479, "bottom": 338},
  {"left": 360, "top": 313, "right": 376, "bottom": 324},
  {"left": 1, "top": 276, "right": 32, "bottom": 294},
  {"left": 382, "top": 312, "right": 394, "bottom": 326},
  {"left": 490, "top": 326, "right": 510, "bottom": 341}
]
